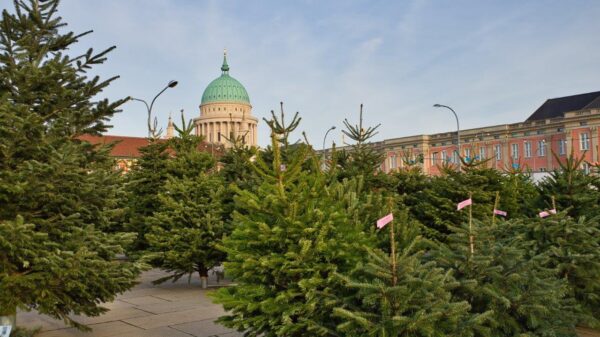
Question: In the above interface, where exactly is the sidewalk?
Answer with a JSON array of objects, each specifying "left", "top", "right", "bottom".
[
  {"left": 18, "top": 269, "right": 241, "bottom": 337},
  {"left": 17, "top": 269, "right": 600, "bottom": 337}
]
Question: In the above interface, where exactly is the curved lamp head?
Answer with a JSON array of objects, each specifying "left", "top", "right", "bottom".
[
  {"left": 433, "top": 104, "right": 442, "bottom": 108},
  {"left": 330, "top": 126, "right": 337, "bottom": 130},
  {"left": 168, "top": 80, "right": 178, "bottom": 88}
]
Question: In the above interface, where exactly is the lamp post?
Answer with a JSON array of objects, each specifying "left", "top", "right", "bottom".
[
  {"left": 434, "top": 104, "right": 461, "bottom": 170},
  {"left": 131, "top": 80, "right": 178, "bottom": 138},
  {"left": 322, "top": 126, "right": 336, "bottom": 151}
]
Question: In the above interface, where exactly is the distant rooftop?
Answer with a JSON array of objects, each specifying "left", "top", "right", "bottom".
[
  {"left": 526, "top": 91, "right": 600, "bottom": 121},
  {"left": 78, "top": 134, "right": 224, "bottom": 159}
]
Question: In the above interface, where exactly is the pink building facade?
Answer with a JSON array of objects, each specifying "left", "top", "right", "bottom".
[{"left": 375, "top": 92, "right": 600, "bottom": 175}]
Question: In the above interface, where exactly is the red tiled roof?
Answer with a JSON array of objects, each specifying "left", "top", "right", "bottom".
[
  {"left": 78, "top": 135, "right": 225, "bottom": 158},
  {"left": 78, "top": 135, "right": 153, "bottom": 158}
]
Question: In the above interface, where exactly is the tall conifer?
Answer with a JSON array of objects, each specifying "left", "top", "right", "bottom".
[
  {"left": 145, "top": 116, "right": 226, "bottom": 285},
  {"left": 0, "top": 0, "right": 143, "bottom": 329}
]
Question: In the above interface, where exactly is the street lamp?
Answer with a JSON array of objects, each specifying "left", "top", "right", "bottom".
[
  {"left": 322, "top": 126, "right": 336, "bottom": 151},
  {"left": 433, "top": 104, "right": 461, "bottom": 170},
  {"left": 131, "top": 80, "right": 178, "bottom": 138}
]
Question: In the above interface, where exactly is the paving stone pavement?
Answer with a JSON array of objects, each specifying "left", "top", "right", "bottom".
[
  {"left": 17, "top": 269, "right": 244, "bottom": 337},
  {"left": 15, "top": 269, "right": 600, "bottom": 337}
]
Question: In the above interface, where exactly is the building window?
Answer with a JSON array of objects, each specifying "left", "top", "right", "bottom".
[
  {"left": 389, "top": 155, "right": 397, "bottom": 170},
  {"left": 524, "top": 141, "right": 531, "bottom": 158},
  {"left": 479, "top": 146, "right": 486, "bottom": 159},
  {"left": 511, "top": 143, "right": 519, "bottom": 159},
  {"left": 582, "top": 162, "right": 591, "bottom": 174},
  {"left": 452, "top": 150, "right": 459, "bottom": 163},
  {"left": 495, "top": 145, "right": 501, "bottom": 160},
  {"left": 432, "top": 152, "right": 438, "bottom": 165},
  {"left": 464, "top": 148, "right": 471, "bottom": 160},
  {"left": 580, "top": 133, "right": 590, "bottom": 150},
  {"left": 540, "top": 167, "right": 546, "bottom": 172},
  {"left": 538, "top": 140, "right": 546, "bottom": 156},
  {"left": 441, "top": 151, "right": 447, "bottom": 163},
  {"left": 559, "top": 139, "right": 567, "bottom": 155}
]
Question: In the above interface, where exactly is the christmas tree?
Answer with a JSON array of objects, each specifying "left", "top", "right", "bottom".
[
  {"left": 0, "top": 0, "right": 143, "bottom": 329},
  {"left": 332, "top": 104, "right": 388, "bottom": 190},
  {"left": 212, "top": 111, "right": 381, "bottom": 336},
  {"left": 145, "top": 116, "right": 226, "bottom": 286},
  {"left": 123, "top": 139, "right": 170, "bottom": 252},
  {"left": 537, "top": 152, "right": 600, "bottom": 219},
  {"left": 334, "top": 211, "right": 474, "bottom": 337},
  {"left": 515, "top": 213, "right": 600, "bottom": 327},
  {"left": 435, "top": 217, "right": 579, "bottom": 336}
]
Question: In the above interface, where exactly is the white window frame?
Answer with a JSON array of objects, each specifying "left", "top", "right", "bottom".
[
  {"left": 441, "top": 150, "right": 447, "bottom": 163},
  {"left": 524, "top": 141, "right": 531, "bottom": 158},
  {"left": 479, "top": 146, "right": 486, "bottom": 159},
  {"left": 495, "top": 144, "right": 502, "bottom": 161},
  {"left": 538, "top": 140, "right": 546, "bottom": 156},
  {"left": 432, "top": 152, "right": 438, "bottom": 166},
  {"left": 389, "top": 155, "right": 397, "bottom": 170},
  {"left": 580, "top": 133, "right": 590, "bottom": 151},
  {"left": 582, "top": 162, "right": 591, "bottom": 174},
  {"left": 464, "top": 148, "right": 471, "bottom": 160},
  {"left": 452, "top": 150, "right": 459, "bottom": 163},
  {"left": 559, "top": 139, "right": 566, "bottom": 155},
  {"left": 511, "top": 143, "right": 519, "bottom": 159}
]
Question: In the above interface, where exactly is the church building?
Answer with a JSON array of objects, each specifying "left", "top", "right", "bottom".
[
  {"left": 194, "top": 51, "right": 258, "bottom": 147},
  {"left": 82, "top": 52, "right": 255, "bottom": 172}
]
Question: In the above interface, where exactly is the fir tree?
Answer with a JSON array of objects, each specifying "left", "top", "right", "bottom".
[
  {"left": 396, "top": 164, "right": 537, "bottom": 241},
  {"left": 212, "top": 113, "right": 381, "bottom": 336},
  {"left": 435, "top": 218, "right": 579, "bottom": 336},
  {"left": 0, "top": 0, "right": 143, "bottom": 329},
  {"left": 123, "top": 139, "right": 170, "bottom": 251},
  {"left": 537, "top": 152, "right": 600, "bottom": 219},
  {"left": 145, "top": 115, "right": 226, "bottom": 286},
  {"left": 333, "top": 104, "right": 386, "bottom": 190},
  {"left": 515, "top": 213, "right": 600, "bottom": 327},
  {"left": 333, "top": 213, "right": 474, "bottom": 337}
]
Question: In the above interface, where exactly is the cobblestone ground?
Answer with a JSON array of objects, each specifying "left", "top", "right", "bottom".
[{"left": 18, "top": 269, "right": 242, "bottom": 337}]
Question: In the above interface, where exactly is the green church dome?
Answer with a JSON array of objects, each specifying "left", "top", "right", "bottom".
[{"left": 201, "top": 53, "right": 250, "bottom": 105}]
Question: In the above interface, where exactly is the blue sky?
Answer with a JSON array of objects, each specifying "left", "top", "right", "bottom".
[{"left": 4, "top": 0, "right": 600, "bottom": 147}]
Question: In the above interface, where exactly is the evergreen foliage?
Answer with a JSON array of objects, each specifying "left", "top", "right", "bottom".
[
  {"left": 212, "top": 113, "right": 381, "bottom": 336},
  {"left": 515, "top": 213, "right": 600, "bottom": 327},
  {"left": 537, "top": 152, "right": 600, "bottom": 219},
  {"left": 0, "top": 0, "right": 143, "bottom": 329},
  {"left": 123, "top": 139, "right": 170, "bottom": 251},
  {"left": 435, "top": 218, "right": 579, "bottom": 336},
  {"left": 392, "top": 164, "right": 538, "bottom": 241},
  {"left": 332, "top": 104, "right": 386, "bottom": 189},
  {"left": 145, "top": 116, "right": 226, "bottom": 283},
  {"left": 334, "top": 217, "right": 473, "bottom": 337}
]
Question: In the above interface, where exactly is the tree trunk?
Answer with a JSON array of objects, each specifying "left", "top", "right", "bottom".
[{"left": 198, "top": 264, "right": 209, "bottom": 289}]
